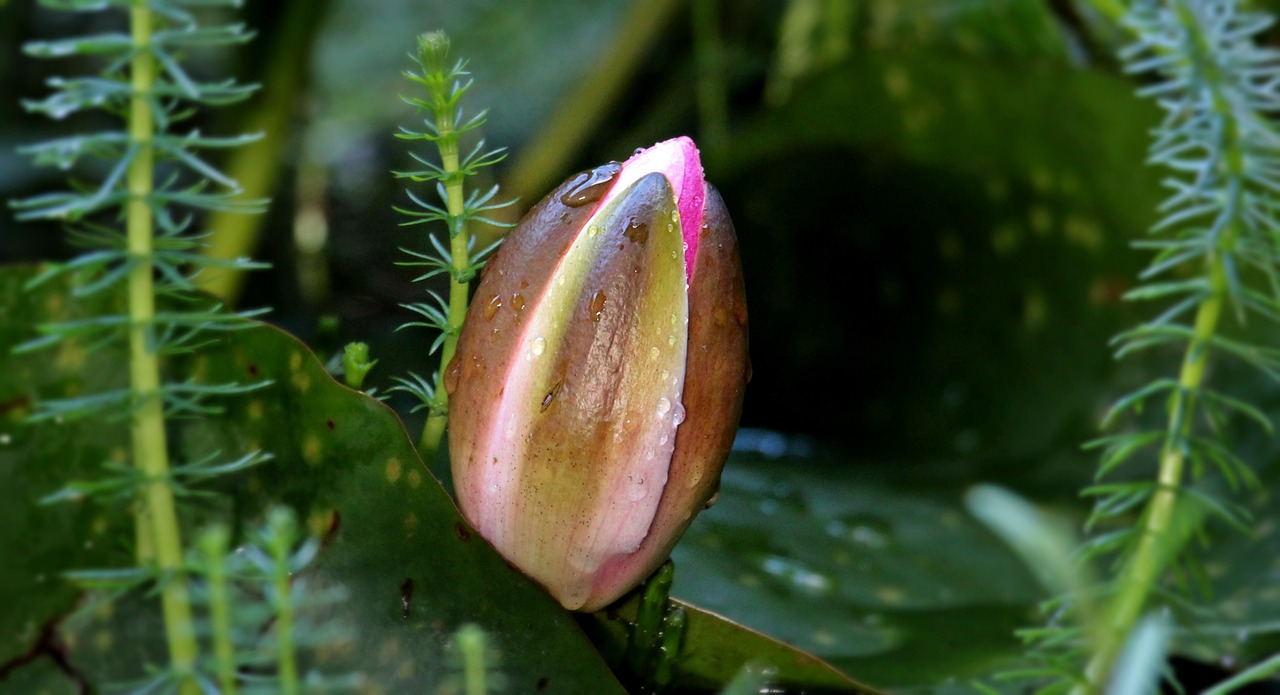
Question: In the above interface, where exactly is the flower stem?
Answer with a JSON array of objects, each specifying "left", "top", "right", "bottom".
[
  {"left": 126, "top": 4, "right": 198, "bottom": 691},
  {"left": 417, "top": 61, "right": 470, "bottom": 466},
  {"left": 268, "top": 511, "right": 299, "bottom": 695},
  {"left": 1077, "top": 259, "right": 1225, "bottom": 692},
  {"left": 1078, "top": 5, "right": 1243, "bottom": 687},
  {"left": 199, "top": 527, "right": 237, "bottom": 695},
  {"left": 456, "top": 624, "right": 488, "bottom": 695}
]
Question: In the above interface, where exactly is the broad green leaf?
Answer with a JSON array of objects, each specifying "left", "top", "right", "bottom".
[
  {"left": 581, "top": 593, "right": 879, "bottom": 693},
  {"left": 668, "top": 443, "right": 1044, "bottom": 691},
  {"left": 0, "top": 264, "right": 626, "bottom": 693}
]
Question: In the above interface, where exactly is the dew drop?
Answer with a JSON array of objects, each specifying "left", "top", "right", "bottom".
[
  {"left": 483, "top": 293, "right": 502, "bottom": 320},
  {"left": 628, "top": 474, "right": 647, "bottom": 501},
  {"left": 670, "top": 210, "right": 680, "bottom": 223},
  {"left": 672, "top": 403, "right": 687, "bottom": 426},
  {"left": 588, "top": 225, "right": 600, "bottom": 238},
  {"left": 531, "top": 337, "right": 546, "bottom": 356},
  {"left": 667, "top": 334, "right": 676, "bottom": 347},
  {"left": 659, "top": 434, "right": 669, "bottom": 445},
  {"left": 625, "top": 217, "right": 649, "bottom": 245},
  {"left": 649, "top": 346, "right": 660, "bottom": 361},
  {"left": 511, "top": 292, "right": 526, "bottom": 316},
  {"left": 656, "top": 397, "right": 672, "bottom": 417},
  {"left": 560, "top": 162, "right": 621, "bottom": 207},
  {"left": 589, "top": 290, "right": 607, "bottom": 322},
  {"left": 700, "top": 223, "right": 711, "bottom": 237},
  {"left": 443, "top": 356, "right": 462, "bottom": 394},
  {"left": 660, "top": 369, "right": 669, "bottom": 381}
]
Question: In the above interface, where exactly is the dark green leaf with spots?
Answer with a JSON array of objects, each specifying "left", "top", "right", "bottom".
[{"left": 0, "top": 264, "right": 625, "bottom": 693}]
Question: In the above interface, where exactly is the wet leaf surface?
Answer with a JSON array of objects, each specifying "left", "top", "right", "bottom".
[
  {"left": 0, "top": 264, "right": 625, "bottom": 693},
  {"left": 667, "top": 444, "right": 1043, "bottom": 691}
]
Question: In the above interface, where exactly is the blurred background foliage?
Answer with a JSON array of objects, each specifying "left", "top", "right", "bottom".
[{"left": 6, "top": 0, "right": 1280, "bottom": 692}]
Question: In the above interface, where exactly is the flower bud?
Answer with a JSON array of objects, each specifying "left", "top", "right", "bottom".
[{"left": 447, "top": 137, "right": 749, "bottom": 611}]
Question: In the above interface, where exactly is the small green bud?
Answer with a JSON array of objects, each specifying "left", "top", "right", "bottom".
[
  {"left": 417, "top": 31, "right": 451, "bottom": 77},
  {"left": 342, "top": 341, "right": 377, "bottom": 390}
]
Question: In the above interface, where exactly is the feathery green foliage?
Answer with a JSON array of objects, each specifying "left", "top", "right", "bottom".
[
  {"left": 389, "top": 31, "right": 512, "bottom": 466},
  {"left": 1009, "top": 1, "right": 1280, "bottom": 691},
  {"left": 10, "top": 2, "right": 337, "bottom": 691}
]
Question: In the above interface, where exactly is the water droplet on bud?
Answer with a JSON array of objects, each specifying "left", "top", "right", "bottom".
[
  {"left": 444, "top": 357, "right": 462, "bottom": 394},
  {"left": 628, "top": 474, "right": 647, "bottom": 501},
  {"left": 483, "top": 293, "right": 502, "bottom": 320},
  {"left": 511, "top": 292, "right": 526, "bottom": 317},
  {"left": 560, "top": 163, "right": 621, "bottom": 207},
  {"left": 589, "top": 290, "right": 607, "bottom": 322},
  {"left": 532, "top": 336, "right": 546, "bottom": 356},
  {"left": 625, "top": 217, "right": 649, "bottom": 245},
  {"left": 656, "top": 397, "right": 671, "bottom": 417},
  {"left": 649, "top": 346, "right": 660, "bottom": 361}
]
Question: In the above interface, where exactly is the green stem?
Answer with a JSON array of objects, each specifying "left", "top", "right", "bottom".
[
  {"left": 1077, "top": 263, "right": 1224, "bottom": 692},
  {"left": 126, "top": 4, "right": 199, "bottom": 692},
  {"left": 456, "top": 624, "right": 488, "bottom": 695},
  {"left": 417, "top": 92, "right": 470, "bottom": 465},
  {"left": 1203, "top": 653, "right": 1280, "bottom": 695},
  {"left": 270, "top": 527, "right": 299, "bottom": 695},
  {"left": 1078, "top": 5, "right": 1243, "bottom": 688},
  {"left": 200, "top": 527, "right": 237, "bottom": 695},
  {"left": 691, "top": 0, "right": 728, "bottom": 148}
]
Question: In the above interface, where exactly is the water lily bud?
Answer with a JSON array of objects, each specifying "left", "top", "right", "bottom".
[{"left": 447, "top": 137, "right": 749, "bottom": 611}]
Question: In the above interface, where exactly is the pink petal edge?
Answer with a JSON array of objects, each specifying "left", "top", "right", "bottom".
[{"left": 599, "top": 136, "right": 705, "bottom": 283}]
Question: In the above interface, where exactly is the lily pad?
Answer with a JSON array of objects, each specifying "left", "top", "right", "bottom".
[
  {"left": 1, "top": 263, "right": 883, "bottom": 693},
  {"left": 0, "top": 263, "right": 625, "bottom": 692},
  {"left": 667, "top": 440, "right": 1044, "bottom": 691}
]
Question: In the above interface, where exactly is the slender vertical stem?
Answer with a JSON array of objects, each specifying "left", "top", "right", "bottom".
[
  {"left": 126, "top": 4, "right": 199, "bottom": 691},
  {"left": 269, "top": 522, "right": 299, "bottom": 695},
  {"left": 1077, "top": 259, "right": 1225, "bottom": 692},
  {"left": 691, "top": 0, "right": 728, "bottom": 148},
  {"left": 456, "top": 624, "right": 488, "bottom": 695},
  {"left": 200, "top": 527, "right": 237, "bottom": 695},
  {"left": 418, "top": 84, "right": 470, "bottom": 465},
  {"left": 1077, "top": 4, "right": 1243, "bottom": 687}
]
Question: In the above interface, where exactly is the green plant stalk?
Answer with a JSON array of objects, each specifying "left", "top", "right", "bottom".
[
  {"left": 457, "top": 625, "right": 488, "bottom": 695},
  {"left": 126, "top": 5, "right": 199, "bottom": 692},
  {"left": 199, "top": 0, "right": 332, "bottom": 302},
  {"left": 417, "top": 104, "right": 470, "bottom": 463},
  {"left": 271, "top": 534, "right": 299, "bottom": 695},
  {"left": 1079, "top": 5, "right": 1244, "bottom": 684},
  {"left": 1077, "top": 272, "right": 1223, "bottom": 692},
  {"left": 501, "top": 0, "right": 683, "bottom": 218},
  {"left": 1203, "top": 652, "right": 1280, "bottom": 695},
  {"left": 691, "top": 0, "right": 728, "bottom": 148},
  {"left": 201, "top": 528, "right": 237, "bottom": 695}
]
